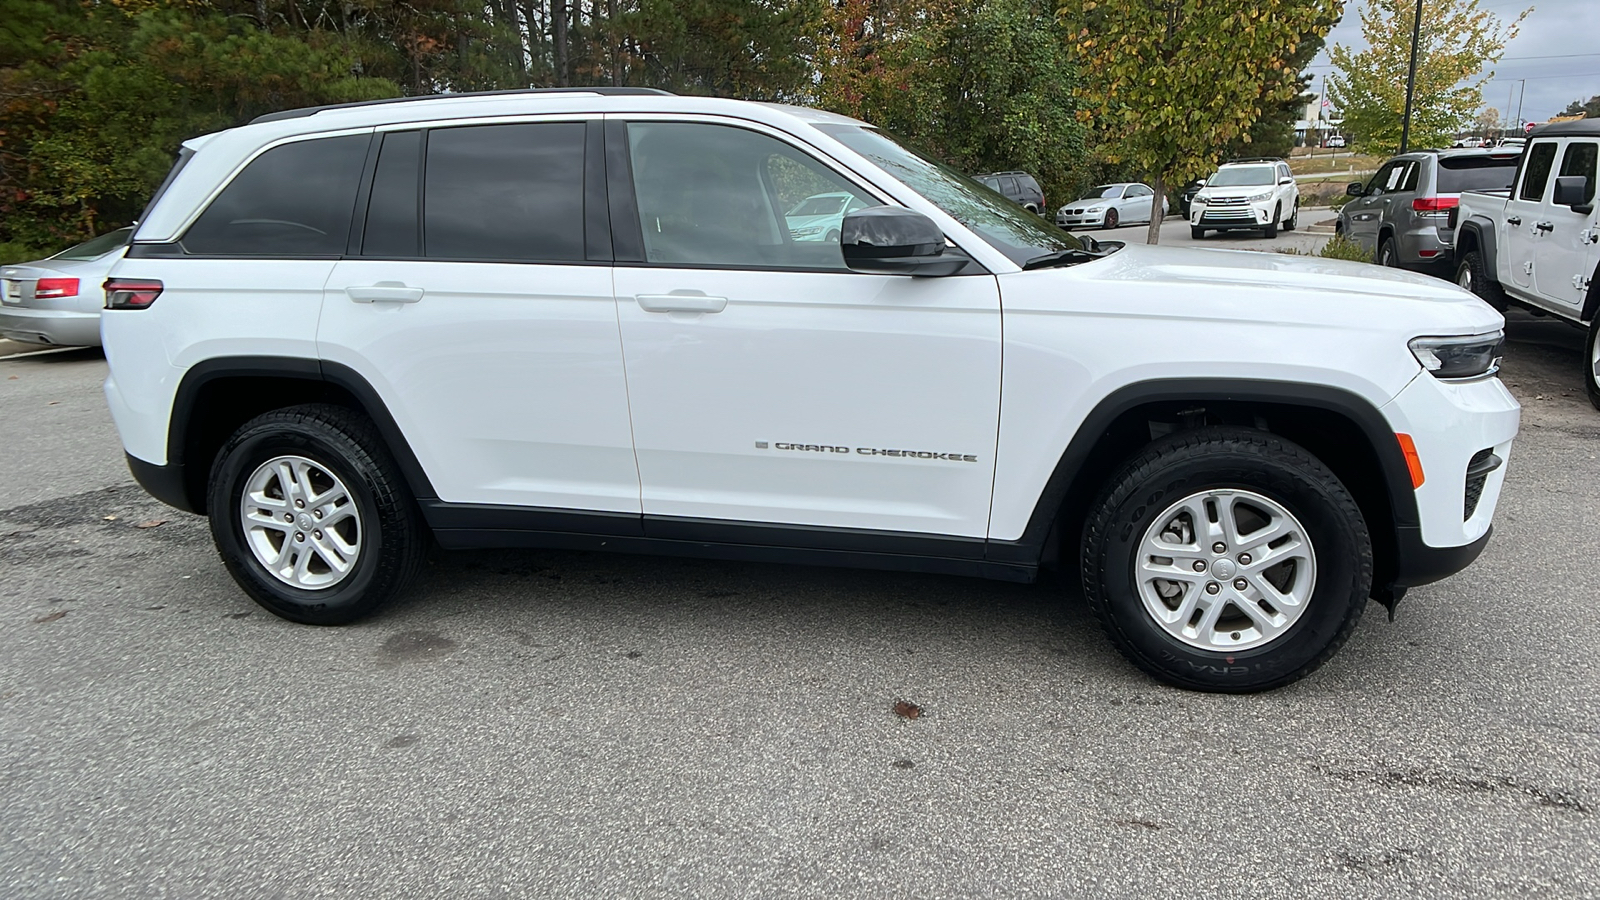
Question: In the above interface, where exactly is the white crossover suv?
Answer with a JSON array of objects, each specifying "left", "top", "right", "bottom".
[
  {"left": 1191, "top": 158, "right": 1300, "bottom": 238},
  {"left": 102, "top": 89, "right": 1519, "bottom": 692}
]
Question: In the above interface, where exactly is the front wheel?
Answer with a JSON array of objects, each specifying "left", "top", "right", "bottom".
[
  {"left": 1585, "top": 314, "right": 1600, "bottom": 411},
  {"left": 207, "top": 404, "right": 427, "bottom": 625},
  {"left": 1264, "top": 205, "right": 1280, "bottom": 238},
  {"left": 1080, "top": 427, "right": 1372, "bottom": 692},
  {"left": 1191, "top": 226, "right": 1207, "bottom": 240},
  {"left": 1104, "top": 208, "right": 1119, "bottom": 229}
]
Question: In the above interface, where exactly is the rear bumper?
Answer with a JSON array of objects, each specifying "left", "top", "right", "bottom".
[
  {"left": 126, "top": 453, "right": 200, "bottom": 514},
  {"left": 0, "top": 307, "right": 101, "bottom": 346}
]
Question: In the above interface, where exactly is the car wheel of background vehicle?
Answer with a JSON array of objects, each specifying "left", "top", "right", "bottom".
[
  {"left": 1455, "top": 249, "right": 1508, "bottom": 311},
  {"left": 1377, "top": 236, "right": 1398, "bottom": 267},
  {"left": 207, "top": 403, "right": 426, "bottom": 625},
  {"left": 1585, "top": 314, "right": 1600, "bottom": 411},
  {"left": 1284, "top": 201, "right": 1298, "bottom": 231},
  {"left": 1080, "top": 427, "right": 1371, "bottom": 693},
  {"left": 825, "top": 229, "right": 839, "bottom": 244},
  {"left": 1191, "top": 226, "right": 1206, "bottom": 240},
  {"left": 1264, "top": 205, "right": 1280, "bottom": 238},
  {"left": 1104, "top": 208, "right": 1119, "bottom": 229},
  {"left": 1024, "top": 204, "right": 1039, "bottom": 214}
]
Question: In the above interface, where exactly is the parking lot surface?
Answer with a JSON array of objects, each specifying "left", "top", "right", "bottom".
[{"left": 1, "top": 309, "right": 1595, "bottom": 898}]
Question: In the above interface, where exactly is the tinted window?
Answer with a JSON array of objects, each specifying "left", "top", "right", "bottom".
[
  {"left": 1366, "top": 163, "right": 1398, "bottom": 195},
  {"left": 1436, "top": 155, "right": 1520, "bottom": 193},
  {"left": 185, "top": 135, "right": 368, "bottom": 256},
  {"left": 1558, "top": 141, "right": 1598, "bottom": 204},
  {"left": 363, "top": 131, "right": 421, "bottom": 257},
  {"left": 424, "top": 122, "right": 585, "bottom": 261},
  {"left": 1126, "top": 184, "right": 1152, "bottom": 197},
  {"left": 1000, "top": 177, "right": 1020, "bottom": 196},
  {"left": 1399, "top": 161, "right": 1420, "bottom": 192},
  {"left": 1519, "top": 142, "right": 1558, "bottom": 201},
  {"left": 627, "top": 122, "right": 874, "bottom": 270}
]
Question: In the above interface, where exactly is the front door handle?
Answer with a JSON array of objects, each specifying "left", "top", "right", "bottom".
[
  {"left": 636, "top": 293, "right": 728, "bottom": 314},
  {"left": 346, "top": 283, "right": 424, "bottom": 303},
  {"left": 1534, "top": 221, "right": 1554, "bottom": 233},
  {"left": 1506, "top": 216, "right": 1522, "bottom": 226}
]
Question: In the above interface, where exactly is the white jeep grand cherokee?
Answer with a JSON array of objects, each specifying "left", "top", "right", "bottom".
[{"left": 102, "top": 89, "right": 1519, "bottom": 692}]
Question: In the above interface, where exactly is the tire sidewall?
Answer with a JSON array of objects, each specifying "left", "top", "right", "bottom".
[
  {"left": 209, "top": 421, "right": 389, "bottom": 623},
  {"left": 1585, "top": 314, "right": 1600, "bottom": 410},
  {"left": 1093, "top": 451, "right": 1367, "bottom": 691}
]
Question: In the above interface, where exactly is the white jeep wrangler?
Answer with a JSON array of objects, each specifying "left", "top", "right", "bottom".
[{"left": 103, "top": 89, "right": 1519, "bottom": 692}]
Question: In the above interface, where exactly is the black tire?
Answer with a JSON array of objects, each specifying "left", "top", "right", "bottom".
[
  {"left": 1377, "top": 235, "right": 1399, "bottom": 267},
  {"left": 1456, "top": 249, "right": 1508, "bottom": 312},
  {"left": 1104, "top": 208, "right": 1119, "bottom": 229},
  {"left": 1081, "top": 427, "right": 1372, "bottom": 693},
  {"left": 825, "top": 229, "right": 840, "bottom": 244},
  {"left": 1264, "top": 205, "right": 1280, "bottom": 238},
  {"left": 207, "top": 404, "right": 426, "bottom": 625},
  {"left": 1191, "top": 226, "right": 1207, "bottom": 240},
  {"left": 1585, "top": 314, "right": 1600, "bottom": 412},
  {"left": 1284, "top": 201, "right": 1298, "bottom": 231}
]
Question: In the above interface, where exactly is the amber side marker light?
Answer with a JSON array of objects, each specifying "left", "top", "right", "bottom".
[{"left": 1396, "top": 433, "right": 1425, "bottom": 488}]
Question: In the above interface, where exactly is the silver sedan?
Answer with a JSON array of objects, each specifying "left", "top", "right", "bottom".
[
  {"left": 1056, "top": 183, "right": 1169, "bottom": 230},
  {"left": 0, "top": 227, "right": 132, "bottom": 348}
]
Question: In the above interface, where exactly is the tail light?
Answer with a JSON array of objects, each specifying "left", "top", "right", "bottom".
[
  {"left": 34, "top": 278, "right": 79, "bottom": 299},
  {"left": 1412, "top": 196, "right": 1458, "bottom": 213},
  {"left": 104, "top": 278, "right": 163, "bottom": 310}
]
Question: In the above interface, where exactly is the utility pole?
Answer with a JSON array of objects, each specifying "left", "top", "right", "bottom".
[
  {"left": 1399, "top": 0, "right": 1424, "bottom": 152},
  {"left": 1514, "top": 79, "right": 1527, "bottom": 132}
]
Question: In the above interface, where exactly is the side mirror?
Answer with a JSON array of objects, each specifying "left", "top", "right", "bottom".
[
  {"left": 1346, "top": 182, "right": 1366, "bottom": 197},
  {"left": 1279, "top": 176, "right": 1294, "bottom": 185},
  {"left": 1552, "top": 175, "right": 1594, "bottom": 213},
  {"left": 841, "top": 206, "right": 966, "bottom": 277},
  {"left": 1195, "top": 180, "right": 1207, "bottom": 188}
]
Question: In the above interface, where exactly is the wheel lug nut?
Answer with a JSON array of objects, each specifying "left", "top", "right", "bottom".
[
  {"left": 295, "top": 532, "right": 305, "bottom": 542},
  {"left": 1239, "top": 553, "right": 1252, "bottom": 565},
  {"left": 1206, "top": 582, "right": 1221, "bottom": 594},
  {"left": 314, "top": 530, "right": 322, "bottom": 539},
  {"left": 1234, "top": 578, "right": 1248, "bottom": 590},
  {"left": 314, "top": 510, "right": 324, "bottom": 519},
  {"left": 284, "top": 513, "right": 293, "bottom": 522},
  {"left": 1192, "top": 560, "right": 1207, "bottom": 572},
  {"left": 295, "top": 500, "right": 305, "bottom": 508},
  {"left": 1212, "top": 542, "right": 1226, "bottom": 553}
]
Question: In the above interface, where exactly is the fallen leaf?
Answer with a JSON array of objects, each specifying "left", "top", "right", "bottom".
[
  {"left": 47, "top": 401, "right": 59, "bottom": 406},
  {"left": 134, "top": 520, "right": 166, "bottom": 529},
  {"left": 33, "top": 611, "right": 67, "bottom": 624},
  {"left": 6, "top": 375, "right": 16, "bottom": 380},
  {"left": 102, "top": 515, "right": 118, "bottom": 521},
  {"left": 893, "top": 700, "right": 923, "bottom": 720}
]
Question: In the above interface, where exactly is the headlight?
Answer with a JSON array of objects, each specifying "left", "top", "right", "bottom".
[
  {"left": 1408, "top": 332, "right": 1504, "bottom": 380},
  {"left": 1246, "top": 190, "right": 1274, "bottom": 203},
  {"left": 1193, "top": 194, "right": 1210, "bottom": 204},
  {"left": 789, "top": 225, "right": 823, "bottom": 236}
]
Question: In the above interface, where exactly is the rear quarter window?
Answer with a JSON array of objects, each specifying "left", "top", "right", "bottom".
[{"left": 182, "top": 134, "right": 370, "bottom": 256}]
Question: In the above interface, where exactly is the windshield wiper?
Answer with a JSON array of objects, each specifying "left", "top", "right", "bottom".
[{"left": 1022, "top": 241, "right": 1118, "bottom": 270}]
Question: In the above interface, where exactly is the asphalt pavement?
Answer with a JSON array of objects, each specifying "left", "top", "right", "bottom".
[
  {"left": 1071, "top": 209, "right": 1335, "bottom": 255},
  {"left": 1, "top": 306, "right": 1595, "bottom": 898}
]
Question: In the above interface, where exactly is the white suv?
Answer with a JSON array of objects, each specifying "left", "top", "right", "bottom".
[
  {"left": 103, "top": 89, "right": 1519, "bottom": 692},
  {"left": 1191, "top": 158, "right": 1300, "bottom": 238}
]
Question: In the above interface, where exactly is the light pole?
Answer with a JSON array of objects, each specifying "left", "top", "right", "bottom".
[{"left": 1399, "top": 0, "right": 1424, "bottom": 152}]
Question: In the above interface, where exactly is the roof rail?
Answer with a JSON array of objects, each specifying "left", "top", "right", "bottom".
[
  {"left": 1222, "top": 157, "right": 1285, "bottom": 165},
  {"left": 250, "top": 87, "right": 674, "bottom": 125}
]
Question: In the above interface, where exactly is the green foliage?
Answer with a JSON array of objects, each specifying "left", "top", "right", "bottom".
[
  {"left": 1318, "top": 233, "right": 1371, "bottom": 261},
  {"left": 1558, "top": 95, "right": 1600, "bottom": 120},
  {"left": 1329, "top": 0, "right": 1528, "bottom": 156},
  {"left": 1058, "top": 0, "right": 1342, "bottom": 243},
  {"left": 815, "top": 0, "right": 1086, "bottom": 208}
]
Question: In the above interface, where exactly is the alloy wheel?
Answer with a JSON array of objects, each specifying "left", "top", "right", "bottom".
[{"left": 240, "top": 455, "right": 363, "bottom": 590}]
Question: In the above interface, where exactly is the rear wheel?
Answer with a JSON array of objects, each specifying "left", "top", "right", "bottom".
[
  {"left": 1455, "top": 249, "right": 1508, "bottom": 311},
  {"left": 1585, "top": 314, "right": 1600, "bottom": 411},
  {"left": 207, "top": 404, "right": 426, "bottom": 625},
  {"left": 1104, "top": 208, "right": 1119, "bottom": 229},
  {"left": 1377, "top": 235, "right": 1399, "bottom": 267},
  {"left": 1284, "top": 201, "right": 1298, "bottom": 231},
  {"left": 1081, "top": 427, "right": 1371, "bottom": 692}
]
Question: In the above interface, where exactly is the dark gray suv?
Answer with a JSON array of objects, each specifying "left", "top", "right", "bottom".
[
  {"left": 977, "top": 171, "right": 1046, "bottom": 214},
  {"left": 1339, "top": 148, "right": 1520, "bottom": 272}
]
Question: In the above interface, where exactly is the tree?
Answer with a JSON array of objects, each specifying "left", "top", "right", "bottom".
[
  {"left": 1058, "top": 0, "right": 1341, "bottom": 244},
  {"left": 1328, "top": 0, "right": 1528, "bottom": 156},
  {"left": 1558, "top": 96, "right": 1599, "bottom": 119}
]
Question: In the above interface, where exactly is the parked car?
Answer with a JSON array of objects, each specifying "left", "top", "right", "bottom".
[
  {"left": 785, "top": 192, "right": 870, "bottom": 242},
  {"left": 1496, "top": 137, "right": 1527, "bottom": 151},
  {"left": 1324, "top": 134, "right": 1347, "bottom": 149},
  {"left": 1339, "top": 147, "right": 1521, "bottom": 271},
  {"left": 1189, "top": 158, "right": 1299, "bottom": 238},
  {"left": 103, "top": 88, "right": 1518, "bottom": 692},
  {"left": 1178, "top": 180, "right": 1205, "bottom": 219},
  {"left": 1055, "top": 183, "right": 1167, "bottom": 230},
  {"left": 976, "top": 171, "right": 1046, "bottom": 214},
  {"left": 1452, "top": 119, "right": 1600, "bottom": 408},
  {"left": 1452, "top": 137, "right": 1487, "bottom": 149},
  {"left": 0, "top": 227, "right": 133, "bottom": 347}
]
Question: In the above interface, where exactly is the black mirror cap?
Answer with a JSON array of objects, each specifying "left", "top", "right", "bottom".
[
  {"left": 841, "top": 206, "right": 965, "bottom": 276},
  {"left": 1346, "top": 182, "right": 1365, "bottom": 197},
  {"left": 1552, "top": 174, "right": 1593, "bottom": 211}
]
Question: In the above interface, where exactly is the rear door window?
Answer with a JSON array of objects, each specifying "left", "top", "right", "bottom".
[
  {"left": 1519, "top": 141, "right": 1559, "bottom": 201},
  {"left": 183, "top": 134, "right": 369, "bottom": 256},
  {"left": 1000, "top": 176, "right": 1020, "bottom": 197},
  {"left": 1557, "top": 142, "right": 1598, "bottom": 205},
  {"left": 423, "top": 122, "right": 587, "bottom": 261}
]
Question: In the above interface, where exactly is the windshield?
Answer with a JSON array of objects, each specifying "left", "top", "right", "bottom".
[
  {"left": 819, "top": 125, "right": 1083, "bottom": 265},
  {"left": 788, "top": 195, "right": 847, "bottom": 217},
  {"left": 1208, "top": 167, "right": 1275, "bottom": 187},
  {"left": 52, "top": 227, "right": 134, "bottom": 261},
  {"left": 1079, "top": 185, "right": 1122, "bottom": 200}
]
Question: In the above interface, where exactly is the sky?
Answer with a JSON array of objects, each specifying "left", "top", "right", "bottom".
[{"left": 1303, "top": 0, "right": 1600, "bottom": 125}]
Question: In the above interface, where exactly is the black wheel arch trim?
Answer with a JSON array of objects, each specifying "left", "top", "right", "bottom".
[
  {"left": 985, "top": 379, "right": 1422, "bottom": 566},
  {"left": 1455, "top": 217, "right": 1498, "bottom": 279},
  {"left": 158, "top": 355, "right": 437, "bottom": 513}
]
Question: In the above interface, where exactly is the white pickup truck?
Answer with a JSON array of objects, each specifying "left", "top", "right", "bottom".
[{"left": 1451, "top": 120, "right": 1600, "bottom": 408}]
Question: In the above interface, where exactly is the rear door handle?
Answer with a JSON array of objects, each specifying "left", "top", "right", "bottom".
[
  {"left": 636, "top": 293, "right": 728, "bottom": 314},
  {"left": 1534, "top": 221, "right": 1554, "bottom": 233},
  {"left": 346, "top": 283, "right": 424, "bottom": 303},
  {"left": 1506, "top": 216, "right": 1522, "bottom": 226}
]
